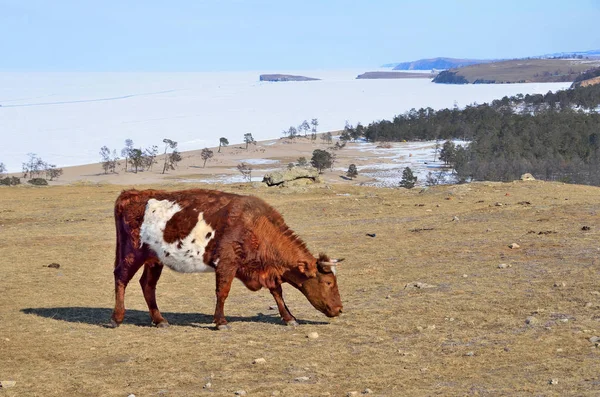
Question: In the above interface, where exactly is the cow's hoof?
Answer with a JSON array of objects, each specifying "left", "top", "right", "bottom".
[
  {"left": 286, "top": 320, "right": 299, "bottom": 327},
  {"left": 107, "top": 319, "right": 120, "bottom": 328},
  {"left": 155, "top": 321, "right": 170, "bottom": 328},
  {"left": 216, "top": 324, "right": 231, "bottom": 331}
]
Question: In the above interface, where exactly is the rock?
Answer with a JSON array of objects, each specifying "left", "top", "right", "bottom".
[
  {"left": 46, "top": 263, "right": 60, "bottom": 269},
  {"left": 508, "top": 243, "right": 520, "bottom": 249},
  {"left": 362, "top": 389, "right": 373, "bottom": 394},
  {"left": 498, "top": 263, "right": 512, "bottom": 269},
  {"left": 263, "top": 167, "right": 320, "bottom": 187},
  {"left": 235, "top": 390, "right": 248, "bottom": 396},
  {"left": 346, "top": 392, "right": 359, "bottom": 397},
  {"left": 0, "top": 381, "right": 16, "bottom": 388},
  {"left": 307, "top": 332, "right": 319, "bottom": 339},
  {"left": 589, "top": 336, "right": 600, "bottom": 343},
  {"left": 366, "top": 233, "right": 376, "bottom": 237},
  {"left": 295, "top": 376, "right": 310, "bottom": 382},
  {"left": 553, "top": 282, "right": 566, "bottom": 288},
  {"left": 495, "top": 202, "right": 503, "bottom": 206},
  {"left": 526, "top": 316, "right": 538, "bottom": 325},
  {"left": 253, "top": 358, "right": 266, "bottom": 364},
  {"left": 203, "top": 382, "right": 212, "bottom": 389},
  {"left": 464, "top": 351, "right": 475, "bottom": 356},
  {"left": 521, "top": 173, "right": 536, "bottom": 181},
  {"left": 452, "top": 216, "right": 459, "bottom": 221},
  {"left": 582, "top": 226, "right": 591, "bottom": 231},
  {"left": 404, "top": 281, "right": 436, "bottom": 289},
  {"left": 385, "top": 295, "right": 391, "bottom": 299},
  {"left": 128, "top": 394, "right": 135, "bottom": 397},
  {"left": 549, "top": 379, "right": 559, "bottom": 385},
  {"left": 585, "top": 302, "right": 593, "bottom": 308}
]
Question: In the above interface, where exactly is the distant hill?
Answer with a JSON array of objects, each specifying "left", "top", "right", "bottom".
[
  {"left": 539, "top": 49, "right": 600, "bottom": 59},
  {"left": 432, "top": 58, "right": 600, "bottom": 84},
  {"left": 390, "top": 57, "right": 495, "bottom": 71}
]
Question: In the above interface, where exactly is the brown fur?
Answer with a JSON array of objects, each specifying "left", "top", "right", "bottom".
[{"left": 110, "top": 188, "right": 343, "bottom": 328}]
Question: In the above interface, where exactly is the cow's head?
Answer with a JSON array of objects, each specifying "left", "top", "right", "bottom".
[{"left": 297, "top": 254, "right": 344, "bottom": 317}]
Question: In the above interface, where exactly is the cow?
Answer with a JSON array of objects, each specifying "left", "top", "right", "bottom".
[{"left": 110, "top": 188, "right": 343, "bottom": 329}]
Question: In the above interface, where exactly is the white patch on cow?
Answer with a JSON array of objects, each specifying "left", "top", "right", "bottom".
[
  {"left": 140, "top": 199, "right": 215, "bottom": 273},
  {"left": 213, "top": 258, "right": 220, "bottom": 267}
]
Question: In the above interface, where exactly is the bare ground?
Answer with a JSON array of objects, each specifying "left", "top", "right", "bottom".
[{"left": 1, "top": 180, "right": 600, "bottom": 396}]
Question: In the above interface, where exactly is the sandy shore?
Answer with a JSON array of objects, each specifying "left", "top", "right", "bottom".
[{"left": 26, "top": 134, "right": 444, "bottom": 187}]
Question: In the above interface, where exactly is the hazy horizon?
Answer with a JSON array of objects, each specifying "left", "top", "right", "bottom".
[{"left": 1, "top": 0, "right": 599, "bottom": 72}]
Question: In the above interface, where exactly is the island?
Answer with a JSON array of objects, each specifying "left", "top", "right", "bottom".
[
  {"left": 259, "top": 74, "right": 320, "bottom": 82},
  {"left": 356, "top": 71, "right": 437, "bottom": 79}
]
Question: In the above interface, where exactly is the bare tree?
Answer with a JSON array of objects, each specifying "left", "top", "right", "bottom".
[
  {"left": 121, "top": 139, "right": 134, "bottom": 172},
  {"left": 144, "top": 145, "right": 159, "bottom": 171},
  {"left": 300, "top": 120, "right": 310, "bottom": 136},
  {"left": 237, "top": 162, "right": 252, "bottom": 181},
  {"left": 219, "top": 137, "right": 229, "bottom": 153},
  {"left": 129, "top": 148, "right": 144, "bottom": 173},
  {"left": 22, "top": 153, "right": 46, "bottom": 179},
  {"left": 201, "top": 148, "right": 214, "bottom": 167},
  {"left": 100, "top": 146, "right": 119, "bottom": 174},
  {"left": 45, "top": 164, "right": 63, "bottom": 181},
  {"left": 311, "top": 118, "right": 319, "bottom": 133},
  {"left": 162, "top": 139, "right": 179, "bottom": 174},
  {"left": 244, "top": 133, "right": 255, "bottom": 149}
]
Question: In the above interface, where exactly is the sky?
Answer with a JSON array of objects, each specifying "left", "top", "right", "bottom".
[{"left": 1, "top": 0, "right": 599, "bottom": 72}]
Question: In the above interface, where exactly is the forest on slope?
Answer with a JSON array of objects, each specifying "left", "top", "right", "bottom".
[{"left": 343, "top": 83, "right": 600, "bottom": 185}]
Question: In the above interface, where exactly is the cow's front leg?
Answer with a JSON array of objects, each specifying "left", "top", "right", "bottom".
[
  {"left": 270, "top": 285, "right": 298, "bottom": 326},
  {"left": 213, "top": 265, "right": 237, "bottom": 330},
  {"left": 140, "top": 262, "right": 168, "bottom": 327}
]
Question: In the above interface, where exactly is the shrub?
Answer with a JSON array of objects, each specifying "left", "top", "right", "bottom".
[
  {"left": 0, "top": 176, "right": 20, "bottom": 186},
  {"left": 27, "top": 178, "right": 48, "bottom": 186}
]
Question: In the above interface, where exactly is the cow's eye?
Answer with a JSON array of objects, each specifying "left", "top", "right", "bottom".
[{"left": 325, "top": 281, "right": 333, "bottom": 287}]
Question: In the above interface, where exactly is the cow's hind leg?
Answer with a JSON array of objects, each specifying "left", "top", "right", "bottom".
[
  {"left": 140, "top": 262, "right": 168, "bottom": 327},
  {"left": 270, "top": 285, "right": 298, "bottom": 326},
  {"left": 110, "top": 254, "right": 143, "bottom": 328}
]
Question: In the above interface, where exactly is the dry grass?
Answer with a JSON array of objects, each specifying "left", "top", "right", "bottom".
[{"left": 1, "top": 181, "right": 600, "bottom": 396}]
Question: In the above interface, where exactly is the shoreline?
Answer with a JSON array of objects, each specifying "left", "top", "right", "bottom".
[{"left": 7, "top": 133, "right": 451, "bottom": 188}]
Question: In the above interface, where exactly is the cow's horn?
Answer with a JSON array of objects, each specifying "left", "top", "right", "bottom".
[{"left": 318, "top": 258, "right": 345, "bottom": 266}]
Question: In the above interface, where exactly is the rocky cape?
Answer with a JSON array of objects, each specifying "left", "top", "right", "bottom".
[{"left": 356, "top": 71, "right": 436, "bottom": 80}]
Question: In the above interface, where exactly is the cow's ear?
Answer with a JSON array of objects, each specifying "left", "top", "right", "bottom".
[{"left": 298, "top": 261, "right": 317, "bottom": 278}]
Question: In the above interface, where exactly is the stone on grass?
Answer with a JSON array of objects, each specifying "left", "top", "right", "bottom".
[
  {"left": 0, "top": 381, "right": 16, "bottom": 388},
  {"left": 307, "top": 332, "right": 319, "bottom": 339},
  {"left": 235, "top": 390, "right": 247, "bottom": 396},
  {"left": 554, "top": 281, "right": 566, "bottom": 288},
  {"left": 525, "top": 316, "right": 538, "bottom": 325},
  {"left": 362, "top": 389, "right": 373, "bottom": 394},
  {"left": 589, "top": 336, "right": 600, "bottom": 344},
  {"left": 253, "top": 358, "right": 266, "bottom": 364},
  {"left": 549, "top": 379, "right": 559, "bottom": 385},
  {"left": 404, "top": 282, "right": 436, "bottom": 289},
  {"left": 508, "top": 243, "right": 520, "bottom": 249},
  {"left": 346, "top": 392, "right": 359, "bottom": 397},
  {"left": 498, "top": 263, "right": 512, "bottom": 269},
  {"left": 203, "top": 382, "right": 212, "bottom": 389},
  {"left": 521, "top": 173, "right": 535, "bottom": 181},
  {"left": 295, "top": 376, "right": 310, "bottom": 382}
]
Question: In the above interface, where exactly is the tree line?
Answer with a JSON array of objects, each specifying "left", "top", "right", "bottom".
[{"left": 341, "top": 83, "right": 600, "bottom": 185}]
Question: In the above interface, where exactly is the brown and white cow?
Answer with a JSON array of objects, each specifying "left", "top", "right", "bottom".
[{"left": 110, "top": 188, "right": 343, "bottom": 329}]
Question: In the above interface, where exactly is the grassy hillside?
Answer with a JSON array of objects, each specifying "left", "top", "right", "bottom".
[
  {"left": 433, "top": 59, "right": 600, "bottom": 84},
  {"left": 2, "top": 181, "right": 600, "bottom": 395}
]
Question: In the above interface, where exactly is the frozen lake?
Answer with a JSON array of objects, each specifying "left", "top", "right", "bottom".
[{"left": 0, "top": 70, "right": 570, "bottom": 172}]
